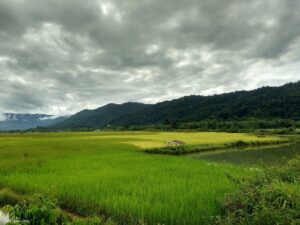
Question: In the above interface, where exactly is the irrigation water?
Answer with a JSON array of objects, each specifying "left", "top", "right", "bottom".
[{"left": 191, "top": 142, "right": 300, "bottom": 165}]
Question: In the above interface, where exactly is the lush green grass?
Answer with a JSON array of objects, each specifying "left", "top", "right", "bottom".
[{"left": 0, "top": 132, "right": 281, "bottom": 224}]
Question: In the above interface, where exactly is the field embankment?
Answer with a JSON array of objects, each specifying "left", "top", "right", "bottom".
[{"left": 145, "top": 139, "right": 290, "bottom": 155}]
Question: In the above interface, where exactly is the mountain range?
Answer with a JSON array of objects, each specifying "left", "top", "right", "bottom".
[
  {"left": 54, "top": 81, "right": 300, "bottom": 129},
  {"left": 0, "top": 114, "right": 67, "bottom": 131},
  {"left": 1, "top": 81, "right": 299, "bottom": 131}
]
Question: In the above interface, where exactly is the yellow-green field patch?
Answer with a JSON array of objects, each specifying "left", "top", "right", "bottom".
[
  {"left": 114, "top": 132, "right": 283, "bottom": 149},
  {"left": 8, "top": 131, "right": 280, "bottom": 149}
]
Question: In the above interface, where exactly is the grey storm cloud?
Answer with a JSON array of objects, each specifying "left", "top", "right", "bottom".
[{"left": 0, "top": 0, "right": 300, "bottom": 115}]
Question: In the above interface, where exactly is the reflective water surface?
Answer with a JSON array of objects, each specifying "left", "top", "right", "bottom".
[{"left": 190, "top": 142, "right": 300, "bottom": 166}]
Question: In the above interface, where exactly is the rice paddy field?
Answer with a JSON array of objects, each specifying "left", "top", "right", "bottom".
[{"left": 0, "top": 132, "right": 285, "bottom": 224}]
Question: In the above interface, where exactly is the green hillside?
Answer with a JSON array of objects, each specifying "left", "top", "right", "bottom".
[{"left": 54, "top": 81, "right": 300, "bottom": 129}]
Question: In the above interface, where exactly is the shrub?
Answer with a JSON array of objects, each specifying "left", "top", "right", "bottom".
[
  {"left": 214, "top": 158, "right": 300, "bottom": 225},
  {"left": 4, "top": 195, "right": 67, "bottom": 225},
  {"left": 3, "top": 195, "right": 106, "bottom": 225}
]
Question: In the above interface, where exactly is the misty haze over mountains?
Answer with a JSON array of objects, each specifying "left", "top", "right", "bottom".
[{"left": 0, "top": 113, "right": 67, "bottom": 131}]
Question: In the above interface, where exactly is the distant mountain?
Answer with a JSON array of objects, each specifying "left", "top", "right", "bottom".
[
  {"left": 54, "top": 81, "right": 300, "bottom": 129},
  {"left": 0, "top": 113, "right": 67, "bottom": 131},
  {"left": 55, "top": 103, "right": 150, "bottom": 129}
]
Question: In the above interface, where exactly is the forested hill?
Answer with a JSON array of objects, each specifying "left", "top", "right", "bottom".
[{"left": 54, "top": 81, "right": 300, "bottom": 129}]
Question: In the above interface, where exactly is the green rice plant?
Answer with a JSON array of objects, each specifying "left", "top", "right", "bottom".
[{"left": 0, "top": 132, "right": 285, "bottom": 224}]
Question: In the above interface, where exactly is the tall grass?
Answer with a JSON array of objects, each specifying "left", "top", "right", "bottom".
[{"left": 0, "top": 132, "right": 273, "bottom": 224}]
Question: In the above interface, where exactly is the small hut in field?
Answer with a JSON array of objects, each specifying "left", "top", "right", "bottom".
[{"left": 167, "top": 140, "right": 186, "bottom": 146}]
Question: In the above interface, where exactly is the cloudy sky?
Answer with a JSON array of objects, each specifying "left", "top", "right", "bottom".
[{"left": 0, "top": 0, "right": 300, "bottom": 115}]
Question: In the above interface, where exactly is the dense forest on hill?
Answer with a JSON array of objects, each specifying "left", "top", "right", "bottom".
[{"left": 52, "top": 81, "right": 300, "bottom": 131}]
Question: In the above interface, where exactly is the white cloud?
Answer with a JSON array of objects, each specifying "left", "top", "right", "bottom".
[{"left": 0, "top": 114, "right": 6, "bottom": 121}]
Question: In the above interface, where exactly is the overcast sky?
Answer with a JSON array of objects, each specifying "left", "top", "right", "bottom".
[{"left": 0, "top": 0, "right": 300, "bottom": 115}]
